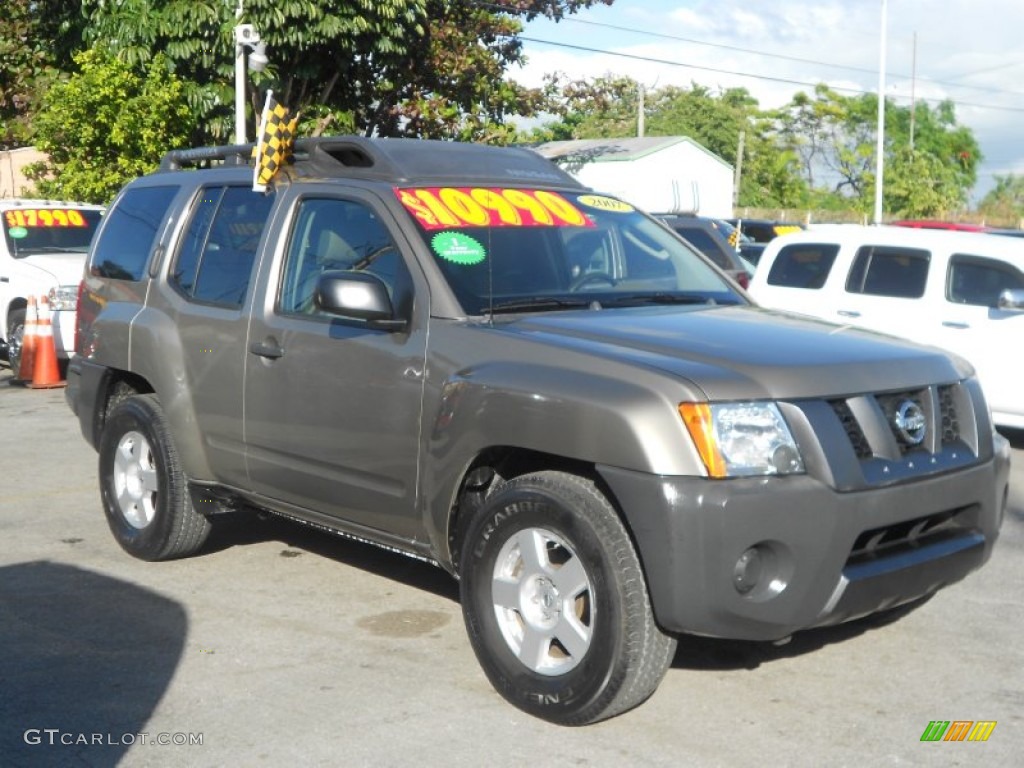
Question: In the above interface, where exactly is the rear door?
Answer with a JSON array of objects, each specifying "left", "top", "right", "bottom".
[{"left": 243, "top": 186, "right": 428, "bottom": 539}]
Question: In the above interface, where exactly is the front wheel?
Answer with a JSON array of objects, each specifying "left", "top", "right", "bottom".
[
  {"left": 98, "top": 394, "right": 210, "bottom": 561},
  {"left": 459, "top": 471, "right": 676, "bottom": 725},
  {"left": 6, "top": 308, "right": 25, "bottom": 374}
]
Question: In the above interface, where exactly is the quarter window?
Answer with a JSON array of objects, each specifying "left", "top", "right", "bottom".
[
  {"left": 766, "top": 243, "right": 839, "bottom": 289},
  {"left": 90, "top": 186, "right": 178, "bottom": 281},
  {"left": 846, "top": 246, "right": 930, "bottom": 298},
  {"left": 170, "top": 186, "right": 273, "bottom": 307},
  {"left": 947, "top": 254, "right": 1024, "bottom": 306}
]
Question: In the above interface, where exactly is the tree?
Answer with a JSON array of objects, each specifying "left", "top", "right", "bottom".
[
  {"left": 24, "top": 49, "right": 195, "bottom": 204},
  {"left": 978, "top": 174, "right": 1024, "bottom": 221},
  {"left": 80, "top": 0, "right": 611, "bottom": 144},
  {"left": 775, "top": 85, "right": 980, "bottom": 217},
  {"left": 0, "top": 0, "right": 86, "bottom": 147}
]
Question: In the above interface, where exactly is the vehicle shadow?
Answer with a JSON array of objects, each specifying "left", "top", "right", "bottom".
[
  {"left": 0, "top": 561, "right": 187, "bottom": 767},
  {"left": 669, "top": 597, "right": 930, "bottom": 671}
]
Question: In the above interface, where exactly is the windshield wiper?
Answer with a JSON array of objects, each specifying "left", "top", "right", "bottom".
[
  {"left": 488, "top": 297, "right": 594, "bottom": 314},
  {"left": 602, "top": 293, "right": 719, "bottom": 307}
]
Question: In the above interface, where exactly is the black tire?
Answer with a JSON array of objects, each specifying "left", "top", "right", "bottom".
[
  {"left": 459, "top": 470, "right": 676, "bottom": 725},
  {"left": 6, "top": 308, "right": 25, "bottom": 374},
  {"left": 98, "top": 394, "right": 211, "bottom": 561}
]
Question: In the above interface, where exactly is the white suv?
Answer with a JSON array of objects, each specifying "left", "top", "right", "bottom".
[
  {"left": 749, "top": 224, "right": 1024, "bottom": 428},
  {"left": 1, "top": 199, "right": 105, "bottom": 373}
]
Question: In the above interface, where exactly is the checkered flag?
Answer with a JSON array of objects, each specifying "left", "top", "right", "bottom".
[{"left": 253, "top": 90, "right": 299, "bottom": 191}]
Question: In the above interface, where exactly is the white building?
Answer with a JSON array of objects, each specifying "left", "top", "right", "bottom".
[{"left": 531, "top": 136, "right": 734, "bottom": 218}]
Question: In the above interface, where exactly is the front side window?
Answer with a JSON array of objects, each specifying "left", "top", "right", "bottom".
[
  {"left": 170, "top": 186, "right": 273, "bottom": 307},
  {"left": 90, "top": 186, "right": 178, "bottom": 280},
  {"left": 279, "top": 197, "right": 409, "bottom": 317},
  {"left": 765, "top": 243, "right": 839, "bottom": 289},
  {"left": 394, "top": 188, "right": 741, "bottom": 315},
  {"left": 846, "top": 246, "right": 930, "bottom": 298},
  {"left": 947, "top": 254, "right": 1024, "bottom": 306}
]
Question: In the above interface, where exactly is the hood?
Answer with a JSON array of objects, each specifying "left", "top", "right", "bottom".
[
  {"left": 494, "top": 304, "right": 968, "bottom": 401},
  {"left": 11, "top": 251, "right": 88, "bottom": 285}
]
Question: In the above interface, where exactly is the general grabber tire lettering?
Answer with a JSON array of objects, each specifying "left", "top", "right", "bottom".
[
  {"left": 459, "top": 470, "right": 677, "bottom": 725},
  {"left": 98, "top": 394, "right": 211, "bottom": 561}
]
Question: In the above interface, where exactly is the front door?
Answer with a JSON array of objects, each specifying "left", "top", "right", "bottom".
[{"left": 243, "top": 189, "right": 428, "bottom": 540}]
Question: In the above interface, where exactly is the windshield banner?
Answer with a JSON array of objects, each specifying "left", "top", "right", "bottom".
[
  {"left": 395, "top": 187, "right": 594, "bottom": 231},
  {"left": 4, "top": 209, "right": 90, "bottom": 228}
]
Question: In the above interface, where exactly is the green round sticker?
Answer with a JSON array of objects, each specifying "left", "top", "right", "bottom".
[
  {"left": 432, "top": 232, "right": 486, "bottom": 265},
  {"left": 8, "top": 226, "right": 28, "bottom": 239}
]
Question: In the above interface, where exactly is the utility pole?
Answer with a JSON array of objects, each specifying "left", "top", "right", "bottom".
[
  {"left": 637, "top": 84, "right": 645, "bottom": 138},
  {"left": 909, "top": 31, "right": 917, "bottom": 150},
  {"left": 733, "top": 130, "right": 745, "bottom": 209}
]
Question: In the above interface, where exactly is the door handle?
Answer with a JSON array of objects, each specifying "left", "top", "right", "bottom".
[
  {"left": 249, "top": 341, "right": 284, "bottom": 359},
  {"left": 836, "top": 309, "right": 860, "bottom": 318},
  {"left": 942, "top": 321, "right": 969, "bottom": 329}
]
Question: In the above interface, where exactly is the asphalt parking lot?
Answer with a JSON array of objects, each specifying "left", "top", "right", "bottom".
[{"left": 1, "top": 368, "right": 1021, "bottom": 767}]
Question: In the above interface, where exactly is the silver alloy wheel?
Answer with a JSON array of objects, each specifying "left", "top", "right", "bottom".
[
  {"left": 490, "top": 526, "right": 594, "bottom": 676},
  {"left": 112, "top": 430, "right": 159, "bottom": 529},
  {"left": 7, "top": 316, "right": 24, "bottom": 372}
]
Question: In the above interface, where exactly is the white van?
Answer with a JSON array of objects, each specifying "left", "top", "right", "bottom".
[
  {"left": 1, "top": 199, "right": 105, "bottom": 373},
  {"left": 749, "top": 224, "right": 1024, "bottom": 429}
]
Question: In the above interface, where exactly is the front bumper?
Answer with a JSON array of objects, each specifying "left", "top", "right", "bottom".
[{"left": 598, "top": 436, "right": 1010, "bottom": 641}]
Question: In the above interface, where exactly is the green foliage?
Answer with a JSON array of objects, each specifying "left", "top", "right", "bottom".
[
  {"left": 25, "top": 49, "right": 194, "bottom": 204},
  {"left": 0, "top": 0, "right": 86, "bottom": 147},
  {"left": 978, "top": 174, "right": 1024, "bottom": 220},
  {"left": 775, "top": 85, "right": 979, "bottom": 217}
]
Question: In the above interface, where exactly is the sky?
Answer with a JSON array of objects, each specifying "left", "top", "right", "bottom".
[{"left": 513, "top": 0, "right": 1024, "bottom": 203}]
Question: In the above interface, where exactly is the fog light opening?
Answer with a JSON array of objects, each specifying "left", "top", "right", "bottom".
[{"left": 733, "top": 546, "right": 765, "bottom": 595}]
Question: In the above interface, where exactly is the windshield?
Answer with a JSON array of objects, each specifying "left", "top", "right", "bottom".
[
  {"left": 3, "top": 206, "right": 103, "bottom": 258},
  {"left": 395, "top": 187, "right": 744, "bottom": 315}
]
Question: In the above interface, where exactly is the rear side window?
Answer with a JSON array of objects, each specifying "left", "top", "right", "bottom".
[
  {"left": 846, "top": 246, "right": 929, "bottom": 298},
  {"left": 766, "top": 243, "right": 839, "bottom": 289},
  {"left": 672, "top": 227, "right": 731, "bottom": 270},
  {"left": 171, "top": 186, "right": 273, "bottom": 308},
  {"left": 90, "top": 186, "right": 178, "bottom": 280},
  {"left": 948, "top": 254, "right": 1024, "bottom": 306}
]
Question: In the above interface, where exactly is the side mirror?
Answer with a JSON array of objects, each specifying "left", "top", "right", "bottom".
[
  {"left": 996, "top": 288, "right": 1024, "bottom": 312},
  {"left": 315, "top": 271, "right": 407, "bottom": 330}
]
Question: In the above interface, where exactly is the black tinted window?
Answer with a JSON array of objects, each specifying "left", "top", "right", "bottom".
[
  {"left": 171, "top": 186, "right": 273, "bottom": 307},
  {"left": 672, "top": 227, "right": 731, "bottom": 270},
  {"left": 846, "top": 246, "right": 929, "bottom": 298},
  {"left": 948, "top": 254, "right": 1024, "bottom": 306},
  {"left": 766, "top": 243, "right": 839, "bottom": 289},
  {"left": 91, "top": 186, "right": 177, "bottom": 280}
]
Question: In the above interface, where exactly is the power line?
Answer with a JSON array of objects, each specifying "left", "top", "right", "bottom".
[
  {"left": 515, "top": 36, "right": 1024, "bottom": 115},
  {"left": 535, "top": 16, "right": 1024, "bottom": 100}
]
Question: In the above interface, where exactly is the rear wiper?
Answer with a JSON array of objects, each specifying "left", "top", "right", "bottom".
[
  {"left": 603, "top": 293, "right": 718, "bottom": 306},
  {"left": 488, "top": 297, "right": 595, "bottom": 314}
]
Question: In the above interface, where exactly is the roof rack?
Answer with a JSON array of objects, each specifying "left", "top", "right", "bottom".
[{"left": 160, "top": 144, "right": 254, "bottom": 170}]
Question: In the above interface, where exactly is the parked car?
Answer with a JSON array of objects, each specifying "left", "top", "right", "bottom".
[
  {"left": 654, "top": 213, "right": 751, "bottom": 287},
  {"left": 749, "top": 224, "right": 1024, "bottom": 428},
  {"left": 727, "top": 218, "right": 805, "bottom": 243},
  {"left": 67, "top": 139, "right": 1009, "bottom": 725},
  {"left": 1, "top": 199, "right": 105, "bottom": 373}
]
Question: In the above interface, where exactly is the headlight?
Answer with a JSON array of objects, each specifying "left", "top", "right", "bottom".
[
  {"left": 679, "top": 402, "right": 804, "bottom": 478},
  {"left": 48, "top": 285, "right": 79, "bottom": 311}
]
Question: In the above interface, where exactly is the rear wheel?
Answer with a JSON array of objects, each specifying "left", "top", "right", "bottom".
[
  {"left": 98, "top": 394, "right": 210, "bottom": 561},
  {"left": 459, "top": 470, "right": 676, "bottom": 725}
]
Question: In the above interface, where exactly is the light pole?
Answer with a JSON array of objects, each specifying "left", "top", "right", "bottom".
[
  {"left": 233, "top": 2, "right": 268, "bottom": 145},
  {"left": 873, "top": 0, "right": 888, "bottom": 225}
]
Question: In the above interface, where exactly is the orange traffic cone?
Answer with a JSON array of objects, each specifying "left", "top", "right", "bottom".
[
  {"left": 16, "top": 296, "right": 38, "bottom": 382},
  {"left": 30, "top": 295, "right": 65, "bottom": 389}
]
